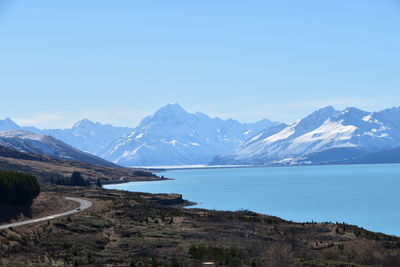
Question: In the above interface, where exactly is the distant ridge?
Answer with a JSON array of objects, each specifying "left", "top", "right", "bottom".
[
  {"left": 0, "top": 130, "right": 117, "bottom": 167},
  {"left": 346, "top": 146, "right": 400, "bottom": 165}
]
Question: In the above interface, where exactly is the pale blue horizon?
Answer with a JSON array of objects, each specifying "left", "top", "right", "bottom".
[{"left": 0, "top": 0, "right": 399, "bottom": 128}]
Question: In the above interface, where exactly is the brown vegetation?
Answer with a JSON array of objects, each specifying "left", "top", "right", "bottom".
[
  {"left": 1, "top": 185, "right": 400, "bottom": 266},
  {"left": 0, "top": 154, "right": 162, "bottom": 185}
]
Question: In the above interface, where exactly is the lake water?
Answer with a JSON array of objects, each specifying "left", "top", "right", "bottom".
[{"left": 105, "top": 164, "right": 400, "bottom": 236}]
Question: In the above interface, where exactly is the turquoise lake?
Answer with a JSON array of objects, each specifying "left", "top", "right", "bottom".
[{"left": 105, "top": 164, "right": 400, "bottom": 236}]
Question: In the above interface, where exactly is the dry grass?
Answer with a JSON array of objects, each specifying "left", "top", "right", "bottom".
[
  {"left": 0, "top": 155, "right": 162, "bottom": 184},
  {"left": 1, "top": 186, "right": 400, "bottom": 266}
]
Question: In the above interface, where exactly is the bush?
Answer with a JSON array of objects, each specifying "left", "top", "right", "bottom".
[{"left": 0, "top": 171, "right": 40, "bottom": 206}]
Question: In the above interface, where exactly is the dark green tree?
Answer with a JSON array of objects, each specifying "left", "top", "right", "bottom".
[
  {"left": 0, "top": 171, "right": 40, "bottom": 206},
  {"left": 69, "top": 171, "right": 90, "bottom": 187},
  {"left": 95, "top": 178, "right": 102, "bottom": 188}
]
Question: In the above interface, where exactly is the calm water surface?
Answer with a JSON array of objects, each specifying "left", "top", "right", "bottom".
[{"left": 105, "top": 164, "right": 400, "bottom": 236}]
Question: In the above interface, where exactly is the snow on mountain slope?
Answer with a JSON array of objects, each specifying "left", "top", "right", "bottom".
[
  {"left": 100, "top": 103, "right": 279, "bottom": 166},
  {"left": 0, "top": 130, "right": 116, "bottom": 167},
  {"left": 0, "top": 117, "right": 134, "bottom": 155},
  {"left": 22, "top": 119, "right": 134, "bottom": 155},
  {"left": 3, "top": 105, "right": 400, "bottom": 167},
  {"left": 213, "top": 106, "right": 400, "bottom": 165}
]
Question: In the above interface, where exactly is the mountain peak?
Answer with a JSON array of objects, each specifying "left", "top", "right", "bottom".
[
  {"left": 151, "top": 103, "right": 189, "bottom": 120},
  {"left": 300, "top": 106, "right": 337, "bottom": 123},
  {"left": 342, "top": 107, "right": 368, "bottom": 114},
  {"left": 71, "top": 118, "right": 95, "bottom": 129},
  {"left": 335, "top": 107, "right": 369, "bottom": 120},
  {"left": 315, "top": 106, "right": 336, "bottom": 114},
  {"left": 0, "top": 117, "right": 20, "bottom": 130},
  {"left": 291, "top": 106, "right": 338, "bottom": 134},
  {"left": 158, "top": 103, "right": 186, "bottom": 113}
]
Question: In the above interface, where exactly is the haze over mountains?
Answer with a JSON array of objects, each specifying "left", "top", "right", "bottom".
[{"left": 1, "top": 104, "right": 400, "bottom": 167}]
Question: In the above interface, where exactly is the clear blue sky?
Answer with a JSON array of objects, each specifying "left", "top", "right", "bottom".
[{"left": 0, "top": 0, "right": 399, "bottom": 128}]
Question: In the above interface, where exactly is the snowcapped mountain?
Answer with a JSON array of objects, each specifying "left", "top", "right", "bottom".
[
  {"left": 100, "top": 103, "right": 279, "bottom": 166},
  {"left": 36, "top": 119, "right": 134, "bottom": 155},
  {"left": 0, "top": 118, "right": 134, "bottom": 155},
  {"left": 0, "top": 130, "right": 116, "bottom": 167},
  {"left": 212, "top": 106, "right": 400, "bottom": 165},
  {"left": 3, "top": 105, "right": 400, "bottom": 167}
]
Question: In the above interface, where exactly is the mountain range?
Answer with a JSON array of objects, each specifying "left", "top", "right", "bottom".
[
  {"left": 1, "top": 104, "right": 400, "bottom": 167},
  {"left": 99, "top": 103, "right": 278, "bottom": 166},
  {"left": 212, "top": 106, "right": 400, "bottom": 166},
  {"left": 0, "top": 104, "right": 279, "bottom": 166}
]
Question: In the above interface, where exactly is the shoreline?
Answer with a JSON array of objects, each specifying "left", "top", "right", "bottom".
[
  {"left": 103, "top": 180, "right": 398, "bottom": 238},
  {"left": 104, "top": 165, "right": 400, "bottom": 238},
  {"left": 132, "top": 164, "right": 256, "bottom": 171},
  {"left": 103, "top": 183, "right": 397, "bottom": 237},
  {"left": 132, "top": 161, "right": 400, "bottom": 172}
]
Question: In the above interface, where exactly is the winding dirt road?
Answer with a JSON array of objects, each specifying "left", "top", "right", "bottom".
[{"left": 0, "top": 197, "right": 92, "bottom": 230}]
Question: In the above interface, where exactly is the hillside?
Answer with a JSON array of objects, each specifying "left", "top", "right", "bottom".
[
  {"left": 0, "top": 130, "right": 117, "bottom": 168},
  {"left": 0, "top": 144, "right": 160, "bottom": 184}
]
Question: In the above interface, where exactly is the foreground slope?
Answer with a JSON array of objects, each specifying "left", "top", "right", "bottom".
[{"left": 101, "top": 103, "right": 279, "bottom": 166}]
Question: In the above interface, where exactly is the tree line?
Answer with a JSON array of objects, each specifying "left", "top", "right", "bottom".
[
  {"left": 52, "top": 171, "right": 91, "bottom": 187},
  {"left": 0, "top": 171, "right": 40, "bottom": 206}
]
